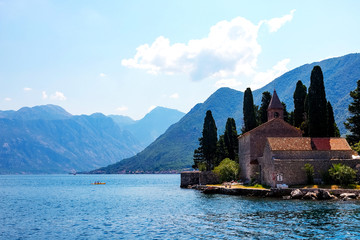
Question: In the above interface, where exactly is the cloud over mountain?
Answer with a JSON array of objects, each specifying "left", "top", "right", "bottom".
[{"left": 122, "top": 10, "right": 295, "bottom": 86}]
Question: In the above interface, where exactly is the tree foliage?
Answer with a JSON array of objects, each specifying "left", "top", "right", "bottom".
[
  {"left": 223, "top": 118, "right": 238, "bottom": 161},
  {"left": 193, "top": 110, "right": 218, "bottom": 171},
  {"left": 258, "top": 91, "right": 272, "bottom": 124},
  {"left": 213, "top": 158, "right": 239, "bottom": 182},
  {"left": 282, "top": 102, "right": 290, "bottom": 123},
  {"left": 303, "top": 163, "right": 314, "bottom": 184},
  {"left": 328, "top": 163, "right": 357, "bottom": 185},
  {"left": 216, "top": 135, "right": 227, "bottom": 167},
  {"left": 243, "top": 88, "right": 257, "bottom": 133},
  {"left": 327, "top": 101, "right": 340, "bottom": 137},
  {"left": 344, "top": 80, "right": 360, "bottom": 145},
  {"left": 307, "top": 66, "right": 328, "bottom": 137},
  {"left": 293, "top": 80, "right": 307, "bottom": 128}
]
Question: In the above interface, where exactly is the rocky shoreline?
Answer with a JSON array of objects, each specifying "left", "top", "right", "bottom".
[{"left": 185, "top": 185, "right": 360, "bottom": 201}]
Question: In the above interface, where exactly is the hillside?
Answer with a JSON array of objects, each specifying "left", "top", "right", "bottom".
[
  {"left": 91, "top": 53, "right": 360, "bottom": 173},
  {"left": 116, "top": 107, "right": 186, "bottom": 148},
  {"left": 90, "top": 88, "right": 243, "bottom": 173},
  {"left": 0, "top": 106, "right": 142, "bottom": 174}
]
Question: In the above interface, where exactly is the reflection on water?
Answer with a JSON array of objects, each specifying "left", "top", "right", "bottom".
[{"left": 1, "top": 174, "right": 360, "bottom": 239}]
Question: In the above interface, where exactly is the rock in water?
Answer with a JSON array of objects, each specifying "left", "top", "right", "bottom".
[
  {"left": 290, "top": 189, "right": 303, "bottom": 199},
  {"left": 302, "top": 191, "right": 317, "bottom": 200}
]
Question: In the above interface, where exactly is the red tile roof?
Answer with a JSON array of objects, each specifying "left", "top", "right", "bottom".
[
  {"left": 267, "top": 137, "right": 312, "bottom": 151},
  {"left": 238, "top": 118, "right": 301, "bottom": 138},
  {"left": 267, "top": 137, "right": 352, "bottom": 151},
  {"left": 311, "top": 138, "right": 351, "bottom": 150}
]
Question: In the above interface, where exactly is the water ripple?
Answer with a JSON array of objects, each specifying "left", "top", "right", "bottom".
[{"left": 1, "top": 175, "right": 360, "bottom": 239}]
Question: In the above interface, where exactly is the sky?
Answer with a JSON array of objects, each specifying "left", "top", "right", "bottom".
[{"left": 1, "top": 0, "right": 360, "bottom": 120}]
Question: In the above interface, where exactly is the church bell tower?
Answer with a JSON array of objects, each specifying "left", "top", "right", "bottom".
[{"left": 267, "top": 90, "right": 284, "bottom": 121}]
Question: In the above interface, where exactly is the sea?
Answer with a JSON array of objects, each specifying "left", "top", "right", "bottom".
[{"left": 1, "top": 174, "right": 360, "bottom": 239}]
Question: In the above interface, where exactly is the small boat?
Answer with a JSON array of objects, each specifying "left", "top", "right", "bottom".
[{"left": 91, "top": 182, "right": 106, "bottom": 185}]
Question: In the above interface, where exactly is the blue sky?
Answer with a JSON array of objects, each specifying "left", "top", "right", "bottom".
[{"left": 1, "top": 0, "right": 359, "bottom": 119}]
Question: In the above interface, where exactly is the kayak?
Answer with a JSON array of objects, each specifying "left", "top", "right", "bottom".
[{"left": 91, "top": 182, "right": 106, "bottom": 185}]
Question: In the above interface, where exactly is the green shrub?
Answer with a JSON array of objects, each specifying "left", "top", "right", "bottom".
[
  {"left": 213, "top": 158, "right": 239, "bottom": 182},
  {"left": 303, "top": 163, "right": 314, "bottom": 184},
  {"left": 198, "top": 162, "right": 207, "bottom": 172},
  {"left": 328, "top": 163, "right": 357, "bottom": 186},
  {"left": 352, "top": 141, "right": 360, "bottom": 154},
  {"left": 321, "top": 171, "right": 332, "bottom": 185}
]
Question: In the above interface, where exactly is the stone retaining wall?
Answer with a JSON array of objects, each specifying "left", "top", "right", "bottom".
[{"left": 180, "top": 171, "right": 219, "bottom": 188}]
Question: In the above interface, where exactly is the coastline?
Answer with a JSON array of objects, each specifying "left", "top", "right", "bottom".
[{"left": 184, "top": 184, "right": 360, "bottom": 200}]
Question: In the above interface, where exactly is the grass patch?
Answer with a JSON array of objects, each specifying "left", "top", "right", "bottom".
[{"left": 207, "top": 183, "right": 269, "bottom": 189}]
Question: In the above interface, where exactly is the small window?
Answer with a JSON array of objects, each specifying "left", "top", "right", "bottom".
[
  {"left": 274, "top": 112, "right": 279, "bottom": 118},
  {"left": 276, "top": 173, "right": 283, "bottom": 182}
]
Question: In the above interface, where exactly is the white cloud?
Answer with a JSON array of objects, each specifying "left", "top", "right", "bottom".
[
  {"left": 264, "top": 9, "right": 296, "bottom": 33},
  {"left": 4, "top": 97, "right": 12, "bottom": 101},
  {"left": 122, "top": 10, "right": 295, "bottom": 83},
  {"left": 250, "top": 58, "right": 291, "bottom": 90},
  {"left": 169, "top": 93, "right": 179, "bottom": 99},
  {"left": 99, "top": 73, "right": 107, "bottom": 77},
  {"left": 23, "top": 87, "right": 32, "bottom": 92},
  {"left": 148, "top": 105, "right": 157, "bottom": 112},
  {"left": 215, "top": 78, "right": 242, "bottom": 88},
  {"left": 50, "top": 91, "right": 67, "bottom": 101},
  {"left": 116, "top": 106, "right": 128, "bottom": 112},
  {"left": 42, "top": 91, "right": 48, "bottom": 99}
]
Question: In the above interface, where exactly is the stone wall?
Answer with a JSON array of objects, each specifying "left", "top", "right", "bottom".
[
  {"left": 259, "top": 142, "right": 360, "bottom": 187},
  {"left": 238, "top": 119, "right": 301, "bottom": 182},
  {"left": 180, "top": 171, "right": 200, "bottom": 188},
  {"left": 238, "top": 134, "right": 251, "bottom": 180},
  {"left": 274, "top": 150, "right": 352, "bottom": 160},
  {"left": 249, "top": 119, "right": 302, "bottom": 162},
  {"left": 180, "top": 171, "right": 219, "bottom": 188}
]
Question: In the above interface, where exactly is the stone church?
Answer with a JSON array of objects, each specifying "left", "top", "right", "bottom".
[{"left": 238, "top": 90, "right": 360, "bottom": 187}]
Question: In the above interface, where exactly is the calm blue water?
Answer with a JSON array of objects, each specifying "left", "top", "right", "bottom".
[{"left": 1, "top": 174, "right": 360, "bottom": 239}]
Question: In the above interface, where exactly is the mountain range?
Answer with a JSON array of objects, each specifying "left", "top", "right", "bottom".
[
  {"left": 0, "top": 105, "right": 184, "bottom": 174},
  {"left": 91, "top": 53, "right": 360, "bottom": 173}
]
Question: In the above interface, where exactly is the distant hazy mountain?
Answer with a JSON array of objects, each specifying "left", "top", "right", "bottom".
[
  {"left": 0, "top": 104, "right": 72, "bottom": 120},
  {"left": 108, "top": 115, "right": 135, "bottom": 128},
  {"left": 92, "top": 53, "right": 360, "bottom": 173},
  {"left": 0, "top": 106, "right": 142, "bottom": 174},
  {"left": 110, "top": 107, "right": 185, "bottom": 148}
]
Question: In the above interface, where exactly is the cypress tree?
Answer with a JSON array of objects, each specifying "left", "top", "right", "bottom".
[
  {"left": 192, "top": 140, "right": 204, "bottom": 170},
  {"left": 344, "top": 80, "right": 360, "bottom": 145},
  {"left": 327, "top": 101, "right": 340, "bottom": 137},
  {"left": 308, "top": 66, "right": 328, "bottom": 137},
  {"left": 289, "top": 111, "right": 294, "bottom": 126},
  {"left": 224, "top": 118, "right": 238, "bottom": 161},
  {"left": 243, "top": 88, "right": 257, "bottom": 133},
  {"left": 282, "top": 102, "right": 290, "bottom": 123},
  {"left": 216, "top": 135, "right": 227, "bottom": 166},
  {"left": 293, "top": 80, "right": 307, "bottom": 127},
  {"left": 258, "top": 91, "right": 272, "bottom": 124},
  {"left": 202, "top": 110, "right": 218, "bottom": 171}
]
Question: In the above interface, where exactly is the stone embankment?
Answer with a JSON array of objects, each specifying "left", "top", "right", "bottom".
[{"left": 185, "top": 185, "right": 360, "bottom": 200}]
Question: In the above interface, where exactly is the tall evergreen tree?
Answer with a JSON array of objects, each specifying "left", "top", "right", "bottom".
[
  {"left": 258, "top": 91, "right": 272, "bottom": 124},
  {"left": 289, "top": 111, "right": 294, "bottom": 126},
  {"left": 308, "top": 66, "right": 328, "bottom": 137},
  {"left": 293, "top": 80, "right": 307, "bottom": 127},
  {"left": 216, "top": 135, "right": 227, "bottom": 166},
  {"left": 243, "top": 88, "right": 257, "bottom": 133},
  {"left": 192, "top": 139, "right": 204, "bottom": 170},
  {"left": 223, "top": 118, "right": 238, "bottom": 161},
  {"left": 327, "top": 101, "right": 340, "bottom": 137},
  {"left": 282, "top": 102, "right": 290, "bottom": 123},
  {"left": 201, "top": 110, "right": 218, "bottom": 171},
  {"left": 344, "top": 80, "right": 360, "bottom": 145}
]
